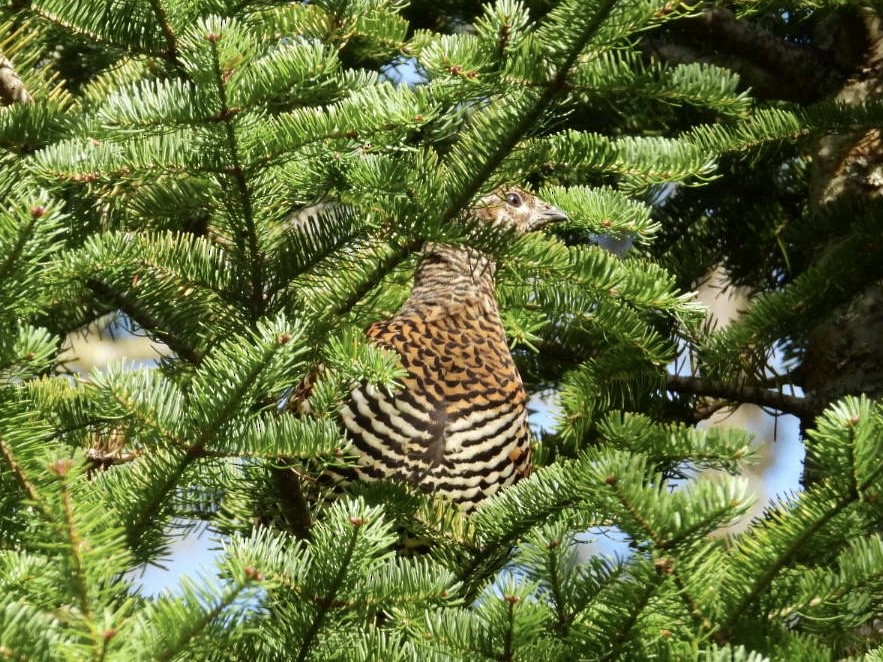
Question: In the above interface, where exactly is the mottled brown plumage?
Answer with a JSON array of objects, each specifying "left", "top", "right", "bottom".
[{"left": 340, "top": 187, "right": 567, "bottom": 512}]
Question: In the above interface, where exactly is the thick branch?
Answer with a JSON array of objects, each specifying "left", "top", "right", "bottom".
[
  {"left": 147, "top": 0, "right": 181, "bottom": 69},
  {"left": 666, "top": 374, "right": 820, "bottom": 420},
  {"left": 270, "top": 463, "right": 313, "bottom": 541},
  {"left": 699, "top": 7, "right": 835, "bottom": 90},
  {"left": 643, "top": 6, "right": 861, "bottom": 103}
]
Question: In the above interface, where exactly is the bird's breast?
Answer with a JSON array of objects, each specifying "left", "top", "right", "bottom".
[{"left": 340, "top": 302, "right": 532, "bottom": 510}]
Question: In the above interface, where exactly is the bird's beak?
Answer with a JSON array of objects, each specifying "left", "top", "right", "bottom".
[{"left": 529, "top": 204, "right": 568, "bottom": 231}]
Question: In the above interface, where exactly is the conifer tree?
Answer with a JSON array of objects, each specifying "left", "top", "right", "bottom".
[{"left": 2, "top": 0, "right": 883, "bottom": 659}]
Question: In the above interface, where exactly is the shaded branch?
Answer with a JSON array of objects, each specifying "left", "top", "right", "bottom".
[
  {"left": 146, "top": 0, "right": 182, "bottom": 70},
  {"left": 667, "top": 373, "right": 821, "bottom": 420},
  {"left": 207, "top": 36, "right": 264, "bottom": 321},
  {"left": 87, "top": 279, "right": 203, "bottom": 365},
  {"left": 642, "top": 6, "right": 863, "bottom": 103},
  {"left": 331, "top": 237, "right": 423, "bottom": 318},
  {"left": 270, "top": 463, "right": 313, "bottom": 541}
]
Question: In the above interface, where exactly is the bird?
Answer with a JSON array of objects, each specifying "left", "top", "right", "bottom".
[{"left": 337, "top": 186, "right": 567, "bottom": 512}]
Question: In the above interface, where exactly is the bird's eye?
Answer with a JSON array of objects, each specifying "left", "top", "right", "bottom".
[{"left": 505, "top": 192, "right": 523, "bottom": 207}]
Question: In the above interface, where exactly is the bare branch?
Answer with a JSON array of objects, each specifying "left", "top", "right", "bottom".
[{"left": 667, "top": 373, "right": 821, "bottom": 420}]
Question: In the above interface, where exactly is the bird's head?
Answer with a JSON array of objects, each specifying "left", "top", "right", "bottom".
[
  {"left": 418, "top": 186, "right": 567, "bottom": 283},
  {"left": 470, "top": 186, "right": 568, "bottom": 235}
]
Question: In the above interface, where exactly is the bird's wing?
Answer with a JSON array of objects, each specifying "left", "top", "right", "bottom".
[{"left": 362, "top": 315, "right": 448, "bottom": 480}]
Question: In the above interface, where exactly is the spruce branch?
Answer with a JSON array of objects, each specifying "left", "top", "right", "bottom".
[
  {"left": 153, "top": 576, "right": 260, "bottom": 662},
  {"left": 314, "top": 0, "right": 619, "bottom": 324},
  {"left": 720, "top": 483, "right": 855, "bottom": 636},
  {"left": 86, "top": 278, "right": 203, "bottom": 365},
  {"left": 719, "top": 397, "right": 883, "bottom": 637},
  {"left": 295, "top": 517, "right": 362, "bottom": 662},
  {"left": 125, "top": 333, "right": 289, "bottom": 547},
  {"left": 53, "top": 462, "right": 94, "bottom": 624},
  {"left": 0, "top": 434, "right": 40, "bottom": 504},
  {"left": 28, "top": 5, "right": 149, "bottom": 57},
  {"left": 146, "top": 0, "right": 182, "bottom": 70},
  {"left": 670, "top": 567, "right": 714, "bottom": 637},
  {"left": 501, "top": 594, "right": 517, "bottom": 661},
  {"left": 444, "top": 0, "right": 619, "bottom": 219},
  {"left": 330, "top": 237, "right": 422, "bottom": 318},
  {"left": 102, "top": 379, "right": 189, "bottom": 452},
  {"left": 546, "top": 546, "right": 569, "bottom": 635},
  {"left": 666, "top": 374, "right": 820, "bottom": 420},
  {"left": 0, "top": 401, "right": 76, "bottom": 531},
  {"left": 206, "top": 35, "right": 264, "bottom": 321},
  {"left": 607, "top": 472, "right": 662, "bottom": 549},
  {"left": 604, "top": 569, "right": 664, "bottom": 661},
  {"left": 0, "top": 204, "right": 42, "bottom": 290}
]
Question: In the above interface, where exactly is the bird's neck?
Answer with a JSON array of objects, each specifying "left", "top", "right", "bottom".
[{"left": 399, "top": 242, "right": 498, "bottom": 314}]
